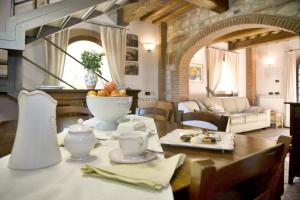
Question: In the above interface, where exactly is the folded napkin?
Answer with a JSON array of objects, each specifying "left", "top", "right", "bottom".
[
  {"left": 57, "top": 130, "right": 68, "bottom": 146},
  {"left": 81, "top": 153, "right": 186, "bottom": 190}
]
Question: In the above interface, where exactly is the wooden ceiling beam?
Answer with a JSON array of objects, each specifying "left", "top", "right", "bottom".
[
  {"left": 153, "top": 3, "right": 196, "bottom": 24},
  {"left": 118, "top": 0, "right": 169, "bottom": 26},
  {"left": 150, "top": 1, "right": 191, "bottom": 23},
  {"left": 228, "top": 31, "right": 297, "bottom": 51},
  {"left": 140, "top": 0, "right": 183, "bottom": 22},
  {"left": 185, "top": 0, "right": 228, "bottom": 13},
  {"left": 214, "top": 28, "right": 275, "bottom": 43}
]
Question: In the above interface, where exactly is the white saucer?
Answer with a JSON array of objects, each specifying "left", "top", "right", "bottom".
[
  {"left": 109, "top": 148, "right": 157, "bottom": 164},
  {"left": 111, "top": 130, "right": 152, "bottom": 139}
]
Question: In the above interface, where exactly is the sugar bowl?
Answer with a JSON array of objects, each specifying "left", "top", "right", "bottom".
[{"left": 65, "top": 119, "right": 96, "bottom": 160}]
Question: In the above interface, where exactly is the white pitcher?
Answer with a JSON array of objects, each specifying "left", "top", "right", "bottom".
[{"left": 8, "top": 90, "right": 62, "bottom": 170}]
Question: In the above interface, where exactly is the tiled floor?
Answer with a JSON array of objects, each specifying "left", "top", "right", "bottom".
[
  {"left": 1, "top": 122, "right": 300, "bottom": 199},
  {"left": 284, "top": 161, "right": 300, "bottom": 200}
]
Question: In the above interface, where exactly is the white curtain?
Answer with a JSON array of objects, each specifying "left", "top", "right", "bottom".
[
  {"left": 44, "top": 29, "right": 69, "bottom": 85},
  {"left": 225, "top": 51, "right": 239, "bottom": 93},
  {"left": 284, "top": 51, "right": 297, "bottom": 127},
  {"left": 100, "top": 26, "right": 127, "bottom": 87},
  {"left": 207, "top": 47, "right": 223, "bottom": 95}
]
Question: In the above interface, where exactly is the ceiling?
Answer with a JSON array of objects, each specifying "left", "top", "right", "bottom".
[
  {"left": 118, "top": 0, "right": 229, "bottom": 25},
  {"left": 213, "top": 28, "right": 297, "bottom": 50},
  {"left": 118, "top": 1, "right": 297, "bottom": 49}
]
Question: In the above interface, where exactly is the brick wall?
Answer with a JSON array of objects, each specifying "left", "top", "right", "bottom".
[
  {"left": 160, "top": 0, "right": 300, "bottom": 101},
  {"left": 158, "top": 23, "right": 167, "bottom": 100},
  {"left": 246, "top": 48, "right": 257, "bottom": 105}
]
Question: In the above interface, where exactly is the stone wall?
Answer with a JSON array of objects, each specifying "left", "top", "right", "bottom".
[{"left": 164, "top": 0, "right": 300, "bottom": 101}]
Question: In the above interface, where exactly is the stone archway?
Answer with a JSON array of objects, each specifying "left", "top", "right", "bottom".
[{"left": 167, "top": 14, "right": 300, "bottom": 101}]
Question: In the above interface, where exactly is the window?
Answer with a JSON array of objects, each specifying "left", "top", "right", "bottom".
[
  {"left": 215, "top": 60, "right": 232, "bottom": 94},
  {"left": 61, "top": 40, "right": 111, "bottom": 89}
]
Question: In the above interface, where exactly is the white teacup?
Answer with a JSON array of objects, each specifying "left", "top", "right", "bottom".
[{"left": 119, "top": 131, "right": 148, "bottom": 157}]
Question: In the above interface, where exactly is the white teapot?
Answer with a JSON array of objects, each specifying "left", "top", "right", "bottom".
[{"left": 65, "top": 119, "right": 96, "bottom": 160}]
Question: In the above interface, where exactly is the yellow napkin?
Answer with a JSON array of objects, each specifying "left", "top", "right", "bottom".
[
  {"left": 81, "top": 153, "right": 186, "bottom": 190},
  {"left": 57, "top": 131, "right": 67, "bottom": 147}
]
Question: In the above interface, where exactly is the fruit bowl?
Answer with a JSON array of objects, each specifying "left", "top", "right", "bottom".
[{"left": 86, "top": 96, "right": 132, "bottom": 131}]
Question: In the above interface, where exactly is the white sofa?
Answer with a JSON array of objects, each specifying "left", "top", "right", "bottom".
[{"left": 178, "top": 97, "right": 271, "bottom": 133}]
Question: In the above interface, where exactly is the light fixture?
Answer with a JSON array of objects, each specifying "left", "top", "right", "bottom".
[
  {"left": 263, "top": 56, "right": 275, "bottom": 65},
  {"left": 264, "top": 44, "right": 275, "bottom": 66},
  {"left": 143, "top": 43, "right": 156, "bottom": 51}
]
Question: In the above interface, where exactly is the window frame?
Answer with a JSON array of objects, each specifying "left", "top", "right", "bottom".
[
  {"left": 61, "top": 32, "right": 111, "bottom": 89},
  {"left": 69, "top": 29, "right": 102, "bottom": 46}
]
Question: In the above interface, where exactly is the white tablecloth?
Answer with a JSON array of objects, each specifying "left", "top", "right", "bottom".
[{"left": 0, "top": 116, "right": 173, "bottom": 200}]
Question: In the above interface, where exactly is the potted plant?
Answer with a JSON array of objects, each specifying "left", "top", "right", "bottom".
[{"left": 81, "top": 50, "right": 105, "bottom": 89}]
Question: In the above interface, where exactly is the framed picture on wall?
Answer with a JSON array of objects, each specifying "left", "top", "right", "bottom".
[
  {"left": 125, "top": 62, "right": 139, "bottom": 75},
  {"left": 126, "top": 34, "right": 138, "bottom": 48},
  {"left": 126, "top": 48, "right": 138, "bottom": 61},
  {"left": 35, "top": 0, "right": 49, "bottom": 8},
  {"left": 189, "top": 63, "right": 203, "bottom": 82}
]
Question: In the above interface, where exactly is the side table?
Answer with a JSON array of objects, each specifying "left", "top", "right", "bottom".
[{"left": 271, "top": 111, "right": 283, "bottom": 128}]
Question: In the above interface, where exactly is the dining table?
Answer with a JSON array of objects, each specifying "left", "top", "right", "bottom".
[
  {"left": 154, "top": 120, "right": 277, "bottom": 193},
  {"left": 0, "top": 116, "right": 277, "bottom": 200}
]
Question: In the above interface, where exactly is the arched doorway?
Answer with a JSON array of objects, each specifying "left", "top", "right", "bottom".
[{"left": 167, "top": 14, "right": 300, "bottom": 101}]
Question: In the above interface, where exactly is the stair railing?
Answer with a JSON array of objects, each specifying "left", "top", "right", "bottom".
[{"left": 22, "top": 55, "right": 77, "bottom": 89}]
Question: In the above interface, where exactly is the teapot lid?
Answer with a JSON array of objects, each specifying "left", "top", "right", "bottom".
[{"left": 69, "top": 119, "right": 92, "bottom": 134}]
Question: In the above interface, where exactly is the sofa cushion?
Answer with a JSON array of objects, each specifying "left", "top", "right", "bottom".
[
  {"left": 245, "top": 106, "right": 263, "bottom": 113},
  {"left": 245, "top": 113, "right": 258, "bottom": 123},
  {"left": 234, "top": 97, "right": 250, "bottom": 113},
  {"left": 222, "top": 98, "right": 238, "bottom": 113},
  {"left": 202, "top": 97, "right": 250, "bottom": 114},
  {"left": 231, "top": 113, "right": 246, "bottom": 125},
  {"left": 178, "top": 101, "right": 200, "bottom": 113},
  {"left": 257, "top": 113, "right": 267, "bottom": 120},
  {"left": 202, "top": 98, "right": 225, "bottom": 113},
  {"left": 209, "top": 103, "right": 225, "bottom": 113}
]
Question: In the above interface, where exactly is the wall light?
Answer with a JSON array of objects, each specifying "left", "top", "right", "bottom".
[
  {"left": 143, "top": 43, "right": 156, "bottom": 51},
  {"left": 263, "top": 56, "right": 275, "bottom": 66}
]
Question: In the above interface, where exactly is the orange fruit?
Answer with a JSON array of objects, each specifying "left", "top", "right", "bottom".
[
  {"left": 111, "top": 90, "right": 121, "bottom": 96},
  {"left": 87, "top": 91, "right": 97, "bottom": 96},
  {"left": 97, "top": 90, "right": 109, "bottom": 96},
  {"left": 104, "top": 81, "right": 117, "bottom": 93},
  {"left": 119, "top": 89, "right": 126, "bottom": 96}
]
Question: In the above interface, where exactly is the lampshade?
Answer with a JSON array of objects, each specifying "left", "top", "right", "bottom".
[{"left": 143, "top": 43, "right": 156, "bottom": 51}]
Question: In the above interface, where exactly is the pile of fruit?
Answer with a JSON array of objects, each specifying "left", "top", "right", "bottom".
[{"left": 87, "top": 81, "right": 126, "bottom": 97}]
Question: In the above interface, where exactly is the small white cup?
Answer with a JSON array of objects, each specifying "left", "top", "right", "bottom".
[{"left": 119, "top": 131, "right": 148, "bottom": 157}]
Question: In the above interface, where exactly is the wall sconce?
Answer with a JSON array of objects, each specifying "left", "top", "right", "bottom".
[
  {"left": 143, "top": 43, "right": 156, "bottom": 51},
  {"left": 263, "top": 56, "right": 275, "bottom": 65}
]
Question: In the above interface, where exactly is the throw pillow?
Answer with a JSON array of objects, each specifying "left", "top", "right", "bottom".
[{"left": 208, "top": 103, "right": 225, "bottom": 113}]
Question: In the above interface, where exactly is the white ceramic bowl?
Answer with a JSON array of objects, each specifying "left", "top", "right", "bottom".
[{"left": 86, "top": 96, "right": 133, "bottom": 130}]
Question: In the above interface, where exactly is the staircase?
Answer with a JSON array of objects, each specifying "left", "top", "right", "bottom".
[
  {"left": 0, "top": 0, "right": 130, "bottom": 95},
  {"left": 0, "top": 0, "right": 128, "bottom": 50}
]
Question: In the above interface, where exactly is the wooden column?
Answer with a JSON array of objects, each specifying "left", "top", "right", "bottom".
[
  {"left": 158, "top": 22, "right": 167, "bottom": 100},
  {"left": 246, "top": 48, "right": 256, "bottom": 105},
  {"left": 285, "top": 102, "right": 300, "bottom": 184}
]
